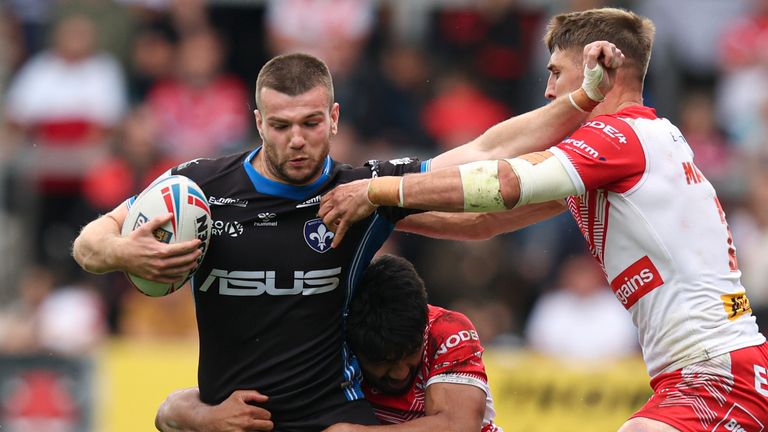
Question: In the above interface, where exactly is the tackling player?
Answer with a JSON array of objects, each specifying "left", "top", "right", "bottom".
[
  {"left": 155, "top": 254, "right": 502, "bottom": 432},
  {"left": 320, "top": 8, "right": 768, "bottom": 432}
]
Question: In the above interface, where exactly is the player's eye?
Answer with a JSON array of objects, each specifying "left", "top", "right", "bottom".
[
  {"left": 305, "top": 121, "right": 320, "bottom": 127},
  {"left": 272, "top": 124, "right": 288, "bottom": 130}
]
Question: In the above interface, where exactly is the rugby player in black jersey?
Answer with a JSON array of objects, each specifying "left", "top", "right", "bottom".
[{"left": 73, "top": 46, "right": 621, "bottom": 431}]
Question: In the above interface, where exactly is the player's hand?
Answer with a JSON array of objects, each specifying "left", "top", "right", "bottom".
[
  {"left": 196, "top": 390, "right": 273, "bottom": 432},
  {"left": 581, "top": 40, "right": 625, "bottom": 101},
  {"left": 115, "top": 213, "right": 201, "bottom": 283},
  {"left": 319, "top": 179, "right": 378, "bottom": 248}
]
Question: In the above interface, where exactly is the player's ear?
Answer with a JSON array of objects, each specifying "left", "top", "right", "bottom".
[
  {"left": 255, "top": 110, "right": 265, "bottom": 138},
  {"left": 330, "top": 103, "right": 340, "bottom": 135}
]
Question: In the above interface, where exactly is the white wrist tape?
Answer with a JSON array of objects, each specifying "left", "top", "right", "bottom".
[
  {"left": 504, "top": 156, "right": 578, "bottom": 207},
  {"left": 458, "top": 160, "right": 506, "bottom": 212},
  {"left": 581, "top": 63, "right": 605, "bottom": 102}
]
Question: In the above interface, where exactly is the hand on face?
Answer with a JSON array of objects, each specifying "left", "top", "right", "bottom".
[{"left": 318, "top": 179, "right": 378, "bottom": 248}]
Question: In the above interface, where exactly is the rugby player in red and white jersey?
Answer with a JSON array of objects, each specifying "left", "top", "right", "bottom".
[
  {"left": 326, "top": 254, "right": 501, "bottom": 432},
  {"left": 320, "top": 8, "right": 768, "bottom": 432}
]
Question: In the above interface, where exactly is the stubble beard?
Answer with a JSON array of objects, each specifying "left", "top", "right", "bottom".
[{"left": 262, "top": 135, "right": 330, "bottom": 186}]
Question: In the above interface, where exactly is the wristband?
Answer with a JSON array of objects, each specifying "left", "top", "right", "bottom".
[
  {"left": 569, "top": 88, "right": 600, "bottom": 113},
  {"left": 367, "top": 176, "right": 402, "bottom": 207}
]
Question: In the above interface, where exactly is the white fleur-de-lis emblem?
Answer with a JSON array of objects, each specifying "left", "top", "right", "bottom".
[{"left": 304, "top": 218, "right": 335, "bottom": 253}]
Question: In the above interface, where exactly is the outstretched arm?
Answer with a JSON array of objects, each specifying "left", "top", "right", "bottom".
[
  {"left": 155, "top": 387, "right": 273, "bottom": 432},
  {"left": 322, "top": 383, "right": 485, "bottom": 432},
  {"left": 72, "top": 204, "right": 201, "bottom": 283},
  {"left": 428, "top": 40, "right": 622, "bottom": 169}
]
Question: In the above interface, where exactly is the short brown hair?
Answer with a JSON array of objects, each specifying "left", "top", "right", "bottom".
[
  {"left": 254, "top": 53, "right": 334, "bottom": 109},
  {"left": 544, "top": 8, "right": 655, "bottom": 81}
]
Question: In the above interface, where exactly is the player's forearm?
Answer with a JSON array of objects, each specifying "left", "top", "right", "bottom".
[
  {"left": 72, "top": 214, "right": 124, "bottom": 274},
  {"left": 396, "top": 201, "right": 567, "bottom": 240},
  {"left": 155, "top": 388, "right": 205, "bottom": 432},
  {"left": 430, "top": 90, "right": 587, "bottom": 170}
]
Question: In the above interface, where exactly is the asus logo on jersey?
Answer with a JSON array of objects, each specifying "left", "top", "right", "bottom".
[
  {"left": 435, "top": 330, "right": 479, "bottom": 355},
  {"left": 198, "top": 267, "right": 342, "bottom": 296},
  {"left": 610, "top": 256, "right": 664, "bottom": 309},
  {"left": 563, "top": 138, "right": 600, "bottom": 159},
  {"left": 209, "top": 196, "right": 248, "bottom": 207},
  {"left": 584, "top": 120, "right": 627, "bottom": 144}
]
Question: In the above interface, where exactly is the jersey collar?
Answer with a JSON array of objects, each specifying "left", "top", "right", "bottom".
[{"left": 243, "top": 147, "right": 332, "bottom": 200}]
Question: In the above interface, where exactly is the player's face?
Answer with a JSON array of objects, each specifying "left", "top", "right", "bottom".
[
  {"left": 545, "top": 48, "right": 583, "bottom": 101},
  {"left": 358, "top": 347, "right": 424, "bottom": 395},
  {"left": 255, "top": 85, "right": 339, "bottom": 185}
]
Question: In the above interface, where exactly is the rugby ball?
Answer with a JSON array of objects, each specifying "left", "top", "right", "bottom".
[{"left": 121, "top": 175, "right": 212, "bottom": 296}]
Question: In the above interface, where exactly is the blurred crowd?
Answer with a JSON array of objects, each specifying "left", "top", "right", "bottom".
[{"left": 0, "top": 0, "right": 767, "bottom": 367}]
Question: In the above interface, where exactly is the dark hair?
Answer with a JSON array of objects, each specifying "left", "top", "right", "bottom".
[
  {"left": 544, "top": 7, "right": 655, "bottom": 82},
  {"left": 254, "top": 52, "right": 334, "bottom": 110},
  {"left": 347, "top": 254, "right": 429, "bottom": 362}
]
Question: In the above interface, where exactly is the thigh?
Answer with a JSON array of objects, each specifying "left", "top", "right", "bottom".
[{"left": 629, "top": 342, "right": 768, "bottom": 432}]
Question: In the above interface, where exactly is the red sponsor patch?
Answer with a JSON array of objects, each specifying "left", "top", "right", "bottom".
[{"left": 610, "top": 256, "right": 664, "bottom": 309}]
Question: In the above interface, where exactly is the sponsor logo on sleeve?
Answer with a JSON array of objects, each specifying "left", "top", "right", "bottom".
[
  {"left": 584, "top": 120, "right": 627, "bottom": 144},
  {"left": 563, "top": 138, "right": 604, "bottom": 160},
  {"left": 435, "top": 329, "right": 479, "bottom": 356},
  {"left": 208, "top": 196, "right": 248, "bottom": 207},
  {"left": 721, "top": 292, "right": 752, "bottom": 321},
  {"left": 610, "top": 256, "right": 664, "bottom": 309}
]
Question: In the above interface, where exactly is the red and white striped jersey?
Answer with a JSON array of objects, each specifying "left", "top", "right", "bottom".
[
  {"left": 363, "top": 306, "right": 501, "bottom": 431},
  {"left": 549, "top": 105, "right": 765, "bottom": 377}
]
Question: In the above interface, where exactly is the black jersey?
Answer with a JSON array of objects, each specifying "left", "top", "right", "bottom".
[{"left": 169, "top": 148, "right": 424, "bottom": 431}]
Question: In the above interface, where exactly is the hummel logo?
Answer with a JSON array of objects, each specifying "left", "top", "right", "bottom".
[{"left": 296, "top": 195, "right": 322, "bottom": 208}]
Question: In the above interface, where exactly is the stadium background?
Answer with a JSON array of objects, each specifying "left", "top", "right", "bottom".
[{"left": 0, "top": 0, "right": 766, "bottom": 430}]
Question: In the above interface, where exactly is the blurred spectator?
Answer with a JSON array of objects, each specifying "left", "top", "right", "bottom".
[
  {"left": 3, "top": 13, "right": 127, "bottom": 267},
  {"left": 265, "top": 0, "right": 375, "bottom": 77},
  {"left": 0, "top": 266, "right": 105, "bottom": 355},
  {"left": 421, "top": 71, "right": 510, "bottom": 151},
  {"left": 126, "top": 21, "right": 177, "bottom": 103},
  {"left": 677, "top": 89, "right": 742, "bottom": 199},
  {"left": 2, "top": 0, "right": 55, "bottom": 57},
  {"left": 52, "top": 0, "right": 137, "bottom": 65},
  {"left": 82, "top": 105, "right": 178, "bottom": 212},
  {"left": 525, "top": 253, "right": 639, "bottom": 364},
  {"left": 637, "top": 0, "right": 748, "bottom": 119},
  {"left": 730, "top": 156, "right": 768, "bottom": 331},
  {"left": 146, "top": 27, "right": 249, "bottom": 160},
  {"left": 426, "top": 0, "right": 544, "bottom": 112},
  {"left": 716, "top": 0, "right": 768, "bottom": 145}
]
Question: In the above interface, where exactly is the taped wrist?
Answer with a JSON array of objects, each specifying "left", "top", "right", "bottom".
[
  {"left": 367, "top": 176, "right": 402, "bottom": 207},
  {"left": 458, "top": 161, "right": 506, "bottom": 211},
  {"left": 504, "top": 156, "right": 578, "bottom": 207},
  {"left": 569, "top": 88, "right": 600, "bottom": 113},
  {"left": 581, "top": 62, "right": 605, "bottom": 102}
]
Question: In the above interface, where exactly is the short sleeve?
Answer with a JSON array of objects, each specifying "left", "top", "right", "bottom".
[
  {"left": 426, "top": 311, "right": 487, "bottom": 382},
  {"left": 550, "top": 115, "right": 646, "bottom": 194}
]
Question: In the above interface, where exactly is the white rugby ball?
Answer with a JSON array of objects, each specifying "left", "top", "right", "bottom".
[{"left": 121, "top": 175, "right": 212, "bottom": 296}]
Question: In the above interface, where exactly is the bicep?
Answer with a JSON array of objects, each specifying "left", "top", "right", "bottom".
[{"left": 425, "top": 381, "right": 486, "bottom": 429}]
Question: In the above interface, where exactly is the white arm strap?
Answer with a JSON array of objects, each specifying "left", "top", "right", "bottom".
[
  {"left": 458, "top": 160, "right": 505, "bottom": 212},
  {"left": 504, "top": 156, "right": 578, "bottom": 207}
]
